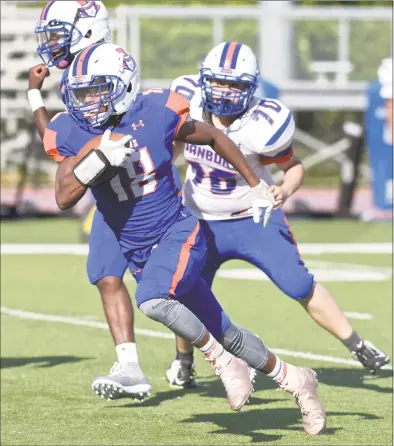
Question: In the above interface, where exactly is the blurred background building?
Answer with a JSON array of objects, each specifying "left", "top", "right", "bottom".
[{"left": 0, "top": 0, "right": 392, "bottom": 223}]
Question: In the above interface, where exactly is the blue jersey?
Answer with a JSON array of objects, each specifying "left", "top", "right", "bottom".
[{"left": 44, "top": 89, "right": 190, "bottom": 253}]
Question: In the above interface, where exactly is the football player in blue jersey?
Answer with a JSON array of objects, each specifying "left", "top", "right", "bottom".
[
  {"left": 43, "top": 42, "right": 326, "bottom": 435},
  {"left": 165, "top": 41, "right": 390, "bottom": 386},
  {"left": 28, "top": 0, "right": 153, "bottom": 401}
]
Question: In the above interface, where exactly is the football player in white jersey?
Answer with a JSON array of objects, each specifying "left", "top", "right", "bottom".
[{"left": 165, "top": 41, "right": 389, "bottom": 387}]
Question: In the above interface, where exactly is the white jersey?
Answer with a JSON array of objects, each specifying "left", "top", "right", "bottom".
[{"left": 170, "top": 74, "right": 295, "bottom": 220}]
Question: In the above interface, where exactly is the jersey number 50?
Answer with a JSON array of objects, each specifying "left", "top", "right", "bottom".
[{"left": 110, "top": 147, "right": 157, "bottom": 200}]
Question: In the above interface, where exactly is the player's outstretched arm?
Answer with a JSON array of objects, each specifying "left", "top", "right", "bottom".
[
  {"left": 176, "top": 119, "right": 259, "bottom": 188},
  {"left": 28, "top": 64, "right": 51, "bottom": 140},
  {"left": 55, "top": 156, "right": 87, "bottom": 210}
]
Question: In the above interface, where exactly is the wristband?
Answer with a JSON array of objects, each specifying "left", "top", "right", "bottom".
[{"left": 27, "top": 89, "right": 45, "bottom": 113}]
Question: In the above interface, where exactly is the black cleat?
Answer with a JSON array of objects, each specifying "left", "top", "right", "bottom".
[
  {"left": 166, "top": 359, "right": 200, "bottom": 389},
  {"left": 351, "top": 340, "right": 390, "bottom": 374}
]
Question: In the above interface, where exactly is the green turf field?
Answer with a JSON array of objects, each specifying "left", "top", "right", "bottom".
[{"left": 1, "top": 218, "right": 392, "bottom": 445}]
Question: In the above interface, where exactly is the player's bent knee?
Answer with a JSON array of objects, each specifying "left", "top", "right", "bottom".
[
  {"left": 139, "top": 298, "right": 180, "bottom": 324},
  {"left": 96, "top": 276, "right": 124, "bottom": 294},
  {"left": 139, "top": 298, "right": 206, "bottom": 346}
]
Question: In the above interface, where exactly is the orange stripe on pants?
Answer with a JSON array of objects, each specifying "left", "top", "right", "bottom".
[{"left": 169, "top": 222, "right": 200, "bottom": 297}]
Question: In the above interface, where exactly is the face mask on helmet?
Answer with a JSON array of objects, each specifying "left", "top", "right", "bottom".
[
  {"left": 65, "top": 74, "right": 128, "bottom": 130},
  {"left": 200, "top": 68, "right": 258, "bottom": 116},
  {"left": 35, "top": 19, "right": 83, "bottom": 69}
]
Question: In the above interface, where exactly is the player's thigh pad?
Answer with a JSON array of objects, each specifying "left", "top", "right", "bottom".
[
  {"left": 135, "top": 215, "right": 207, "bottom": 306},
  {"left": 87, "top": 209, "right": 128, "bottom": 284},
  {"left": 225, "top": 210, "right": 314, "bottom": 300}
]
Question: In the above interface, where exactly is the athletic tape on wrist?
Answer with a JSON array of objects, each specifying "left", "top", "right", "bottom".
[{"left": 27, "top": 89, "right": 45, "bottom": 113}]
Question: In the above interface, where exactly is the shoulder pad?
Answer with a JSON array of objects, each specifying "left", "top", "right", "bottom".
[{"left": 246, "top": 99, "right": 295, "bottom": 160}]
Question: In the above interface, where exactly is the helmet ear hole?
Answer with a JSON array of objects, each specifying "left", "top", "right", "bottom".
[
  {"left": 127, "top": 83, "right": 132, "bottom": 93},
  {"left": 85, "top": 30, "right": 92, "bottom": 38}
]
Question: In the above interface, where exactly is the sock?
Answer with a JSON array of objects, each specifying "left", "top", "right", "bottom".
[
  {"left": 199, "top": 333, "right": 224, "bottom": 360},
  {"left": 266, "top": 356, "right": 287, "bottom": 383},
  {"left": 176, "top": 350, "right": 194, "bottom": 364},
  {"left": 342, "top": 330, "right": 363, "bottom": 353},
  {"left": 116, "top": 342, "right": 139, "bottom": 364}
]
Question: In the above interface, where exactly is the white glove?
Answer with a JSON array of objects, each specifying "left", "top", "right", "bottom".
[
  {"left": 251, "top": 180, "right": 275, "bottom": 227},
  {"left": 73, "top": 130, "right": 133, "bottom": 187},
  {"left": 99, "top": 129, "right": 133, "bottom": 167}
]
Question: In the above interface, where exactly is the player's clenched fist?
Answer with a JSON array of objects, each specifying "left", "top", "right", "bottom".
[{"left": 28, "top": 64, "right": 50, "bottom": 91}]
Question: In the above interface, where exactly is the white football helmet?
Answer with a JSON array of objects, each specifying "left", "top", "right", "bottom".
[
  {"left": 200, "top": 41, "right": 260, "bottom": 116},
  {"left": 35, "top": 1, "right": 111, "bottom": 69},
  {"left": 65, "top": 43, "right": 140, "bottom": 129},
  {"left": 378, "top": 58, "right": 392, "bottom": 100}
]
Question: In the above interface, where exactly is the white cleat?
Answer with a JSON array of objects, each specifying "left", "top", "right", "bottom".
[{"left": 92, "top": 362, "right": 152, "bottom": 401}]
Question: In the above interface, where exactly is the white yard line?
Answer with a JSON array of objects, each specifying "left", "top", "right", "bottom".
[
  {"left": 343, "top": 312, "right": 374, "bottom": 320},
  {"left": 0, "top": 307, "right": 174, "bottom": 339},
  {"left": 1, "top": 243, "right": 392, "bottom": 256},
  {"left": 217, "top": 268, "right": 392, "bottom": 282},
  {"left": 1, "top": 306, "right": 391, "bottom": 370}
]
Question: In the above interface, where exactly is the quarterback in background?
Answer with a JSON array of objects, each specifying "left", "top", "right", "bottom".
[{"left": 166, "top": 41, "right": 389, "bottom": 387}]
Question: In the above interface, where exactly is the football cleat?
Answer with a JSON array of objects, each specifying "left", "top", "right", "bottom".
[
  {"left": 351, "top": 340, "right": 390, "bottom": 374},
  {"left": 208, "top": 350, "right": 253, "bottom": 411},
  {"left": 92, "top": 362, "right": 151, "bottom": 401},
  {"left": 278, "top": 365, "right": 326, "bottom": 435},
  {"left": 166, "top": 359, "right": 199, "bottom": 389}
]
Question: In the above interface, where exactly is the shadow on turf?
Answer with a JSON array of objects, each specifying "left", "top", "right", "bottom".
[
  {"left": 103, "top": 373, "right": 385, "bottom": 442},
  {"left": 1, "top": 355, "right": 91, "bottom": 369},
  {"left": 107, "top": 379, "right": 381, "bottom": 443},
  {"left": 108, "top": 375, "right": 283, "bottom": 409},
  {"left": 109, "top": 365, "right": 392, "bottom": 411},
  {"left": 181, "top": 408, "right": 382, "bottom": 443},
  {"left": 309, "top": 367, "right": 392, "bottom": 394},
  {"left": 246, "top": 367, "right": 392, "bottom": 394}
]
